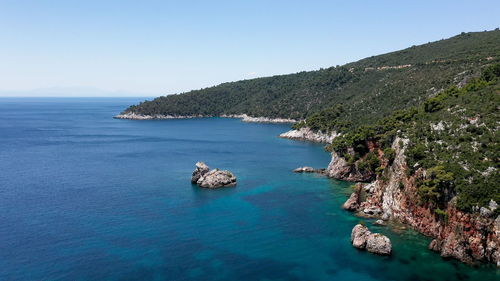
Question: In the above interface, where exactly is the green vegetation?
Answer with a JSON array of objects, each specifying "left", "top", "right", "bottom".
[
  {"left": 327, "top": 64, "right": 500, "bottom": 212},
  {"left": 123, "top": 30, "right": 500, "bottom": 129}
]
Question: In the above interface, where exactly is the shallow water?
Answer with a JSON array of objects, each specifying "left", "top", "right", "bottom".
[{"left": 0, "top": 98, "right": 498, "bottom": 281}]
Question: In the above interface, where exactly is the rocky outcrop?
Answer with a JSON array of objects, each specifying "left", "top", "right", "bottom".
[
  {"left": 337, "top": 137, "right": 500, "bottom": 266},
  {"left": 342, "top": 190, "right": 360, "bottom": 211},
  {"left": 326, "top": 151, "right": 373, "bottom": 182},
  {"left": 351, "top": 224, "right": 392, "bottom": 255},
  {"left": 191, "top": 162, "right": 237, "bottom": 188},
  {"left": 114, "top": 112, "right": 205, "bottom": 120},
  {"left": 191, "top": 162, "right": 210, "bottom": 183},
  {"left": 351, "top": 224, "right": 371, "bottom": 249},
  {"left": 279, "top": 127, "right": 339, "bottom": 143},
  {"left": 197, "top": 169, "right": 237, "bottom": 188},
  {"left": 293, "top": 166, "right": 315, "bottom": 173},
  {"left": 366, "top": 233, "right": 392, "bottom": 255}
]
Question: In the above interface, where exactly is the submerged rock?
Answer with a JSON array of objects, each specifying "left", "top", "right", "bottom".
[
  {"left": 293, "top": 166, "right": 315, "bottom": 173},
  {"left": 191, "top": 162, "right": 210, "bottom": 183},
  {"left": 351, "top": 224, "right": 392, "bottom": 255}
]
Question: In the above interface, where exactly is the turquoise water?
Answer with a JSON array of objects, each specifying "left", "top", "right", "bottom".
[{"left": 0, "top": 98, "right": 498, "bottom": 281}]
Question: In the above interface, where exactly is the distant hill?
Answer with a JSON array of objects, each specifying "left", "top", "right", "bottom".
[{"left": 121, "top": 29, "right": 500, "bottom": 131}]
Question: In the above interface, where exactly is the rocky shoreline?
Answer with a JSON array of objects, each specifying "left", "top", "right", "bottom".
[
  {"left": 113, "top": 112, "right": 205, "bottom": 120},
  {"left": 279, "top": 127, "right": 339, "bottom": 143},
  {"left": 114, "top": 112, "right": 297, "bottom": 123},
  {"left": 328, "top": 137, "right": 500, "bottom": 267}
]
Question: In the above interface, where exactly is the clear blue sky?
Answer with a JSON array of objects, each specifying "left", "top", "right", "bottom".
[{"left": 0, "top": 0, "right": 499, "bottom": 97}]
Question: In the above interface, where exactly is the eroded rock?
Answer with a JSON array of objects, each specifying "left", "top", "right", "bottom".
[
  {"left": 366, "top": 233, "right": 392, "bottom": 255},
  {"left": 351, "top": 224, "right": 392, "bottom": 255},
  {"left": 343, "top": 192, "right": 360, "bottom": 211},
  {"left": 191, "top": 162, "right": 210, "bottom": 183},
  {"left": 351, "top": 224, "right": 370, "bottom": 249},
  {"left": 191, "top": 163, "right": 237, "bottom": 188}
]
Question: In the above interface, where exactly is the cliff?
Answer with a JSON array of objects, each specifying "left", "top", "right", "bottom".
[{"left": 328, "top": 137, "right": 500, "bottom": 266}]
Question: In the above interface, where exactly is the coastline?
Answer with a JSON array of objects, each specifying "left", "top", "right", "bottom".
[
  {"left": 113, "top": 111, "right": 499, "bottom": 267},
  {"left": 113, "top": 112, "right": 207, "bottom": 120},
  {"left": 114, "top": 112, "right": 297, "bottom": 123}
]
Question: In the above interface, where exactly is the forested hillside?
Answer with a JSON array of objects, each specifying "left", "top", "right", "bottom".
[
  {"left": 122, "top": 30, "right": 500, "bottom": 129},
  {"left": 329, "top": 64, "right": 500, "bottom": 211}
]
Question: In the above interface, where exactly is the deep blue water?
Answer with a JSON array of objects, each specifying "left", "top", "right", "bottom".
[{"left": 0, "top": 98, "right": 498, "bottom": 281}]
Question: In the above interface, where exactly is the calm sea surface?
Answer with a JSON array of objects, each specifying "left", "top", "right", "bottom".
[{"left": 0, "top": 98, "right": 497, "bottom": 281}]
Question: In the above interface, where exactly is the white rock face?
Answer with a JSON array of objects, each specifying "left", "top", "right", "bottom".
[
  {"left": 279, "top": 127, "right": 339, "bottom": 143},
  {"left": 221, "top": 114, "right": 296, "bottom": 123}
]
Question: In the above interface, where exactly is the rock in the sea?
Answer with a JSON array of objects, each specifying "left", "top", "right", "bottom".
[
  {"left": 374, "top": 220, "right": 386, "bottom": 226},
  {"left": 191, "top": 162, "right": 210, "bottom": 183},
  {"left": 197, "top": 169, "right": 237, "bottom": 188},
  {"left": 366, "top": 233, "right": 392, "bottom": 255},
  {"left": 191, "top": 162, "right": 237, "bottom": 188},
  {"left": 293, "top": 166, "right": 315, "bottom": 173},
  {"left": 351, "top": 224, "right": 370, "bottom": 249},
  {"left": 343, "top": 192, "right": 360, "bottom": 211},
  {"left": 351, "top": 224, "right": 392, "bottom": 255}
]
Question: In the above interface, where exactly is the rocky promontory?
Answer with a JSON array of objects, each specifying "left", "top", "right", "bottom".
[
  {"left": 351, "top": 224, "right": 392, "bottom": 255},
  {"left": 191, "top": 162, "right": 237, "bottom": 188},
  {"left": 279, "top": 127, "right": 339, "bottom": 143}
]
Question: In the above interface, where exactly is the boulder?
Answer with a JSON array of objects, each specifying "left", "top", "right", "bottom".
[
  {"left": 293, "top": 166, "right": 315, "bottom": 173},
  {"left": 351, "top": 224, "right": 392, "bottom": 255},
  {"left": 191, "top": 162, "right": 209, "bottom": 183},
  {"left": 351, "top": 224, "right": 370, "bottom": 249},
  {"left": 197, "top": 169, "right": 237, "bottom": 188},
  {"left": 366, "top": 233, "right": 392, "bottom": 255},
  {"left": 374, "top": 219, "right": 386, "bottom": 226},
  {"left": 363, "top": 206, "right": 383, "bottom": 216},
  {"left": 343, "top": 192, "right": 360, "bottom": 211}
]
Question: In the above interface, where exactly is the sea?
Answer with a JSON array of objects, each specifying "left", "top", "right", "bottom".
[{"left": 0, "top": 98, "right": 497, "bottom": 281}]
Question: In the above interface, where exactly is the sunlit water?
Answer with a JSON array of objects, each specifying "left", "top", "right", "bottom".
[{"left": 0, "top": 98, "right": 497, "bottom": 281}]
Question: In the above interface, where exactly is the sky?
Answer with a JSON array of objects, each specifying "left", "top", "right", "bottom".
[{"left": 0, "top": 0, "right": 499, "bottom": 97}]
